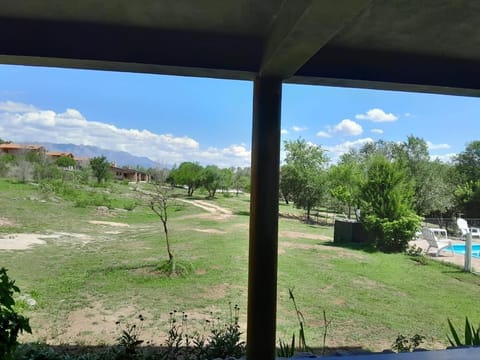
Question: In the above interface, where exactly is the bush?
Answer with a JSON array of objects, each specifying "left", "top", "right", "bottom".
[
  {"left": 392, "top": 334, "right": 425, "bottom": 352},
  {"left": 363, "top": 213, "right": 421, "bottom": 252},
  {"left": 122, "top": 200, "right": 137, "bottom": 211},
  {"left": 0, "top": 268, "right": 31, "bottom": 360},
  {"left": 360, "top": 155, "right": 422, "bottom": 252}
]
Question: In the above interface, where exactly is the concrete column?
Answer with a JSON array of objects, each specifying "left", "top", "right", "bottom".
[
  {"left": 247, "top": 77, "right": 282, "bottom": 360},
  {"left": 465, "top": 232, "right": 472, "bottom": 272}
]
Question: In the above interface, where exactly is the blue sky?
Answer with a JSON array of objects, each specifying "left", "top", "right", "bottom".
[{"left": 0, "top": 64, "right": 478, "bottom": 167}]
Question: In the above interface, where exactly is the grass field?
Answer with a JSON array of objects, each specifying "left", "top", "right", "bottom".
[{"left": 1, "top": 178, "right": 480, "bottom": 353}]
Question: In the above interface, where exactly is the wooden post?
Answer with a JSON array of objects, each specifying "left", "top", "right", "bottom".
[{"left": 247, "top": 77, "right": 282, "bottom": 360}]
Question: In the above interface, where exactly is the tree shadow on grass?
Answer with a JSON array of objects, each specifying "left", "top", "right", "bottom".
[
  {"left": 234, "top": 210, "right": 250, "bottom": 216},
  {"left": 321, "top": 241, "right": 378, "bottom": 254}
]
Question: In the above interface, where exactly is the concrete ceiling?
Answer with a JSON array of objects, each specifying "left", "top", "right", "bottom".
[{"left": 1, "top": 0, "right": 480, "bottom": 95}]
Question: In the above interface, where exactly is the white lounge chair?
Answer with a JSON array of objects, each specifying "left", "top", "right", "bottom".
[
  {"left": 456, "top": 218, "right": 480, "bottom": 240},
  {"left": 421, "top": 227, "right": 454, "bottom": 257}
]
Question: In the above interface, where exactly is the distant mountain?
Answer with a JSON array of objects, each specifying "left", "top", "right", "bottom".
[{"left": 33, "top": 142, "right": 161, "bottom": 168}]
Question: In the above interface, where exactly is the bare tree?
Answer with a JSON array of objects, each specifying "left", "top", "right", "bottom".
[{"left": 148, "top": 183, "right": 174, "bottom": 261}]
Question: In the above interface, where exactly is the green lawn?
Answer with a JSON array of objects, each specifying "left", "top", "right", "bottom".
[{"left": 0, "top": 178, "right": 479, "bottom": 352}]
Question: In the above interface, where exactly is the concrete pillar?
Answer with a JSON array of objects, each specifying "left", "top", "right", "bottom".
[
  {"left": 247, "top": 77, "right": 282, "bottom": 360},
  {"left": 465, "top": 232, "right": 472, "bottom": 272}
]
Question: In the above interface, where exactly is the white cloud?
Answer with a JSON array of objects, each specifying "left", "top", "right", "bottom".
[
  {"left": 431, "top": 153, "right": 456, "bottom": 163},
  {"left": 281, "top": 129, "right": 289, "bottom": 135},
  {"left": 355, "top": 108, "right": 398, "bottom": 122},
  {"left": 404, "top": 112, "right": 411, "bottom": 117},
  {"left": 371, "top": 128, "right": 384, "bottom": 134},
  {"left": 0, "top": 101, "right": 251, "bottom": 167},
  {"left": 324, "top": 138, "right": 374, "bottom": 162},
  {"left": 0, "top": 100, "right": 38, "bottom": 113},
  {"left": 292, "top": 125, "right": 307, "bottom": 132},
  {"left": 427, "top": 141, "right": 451, "bottom": 150},
  {"left": 332, "top": 119, "right": 363, "bottom": 136},
  {"left": 316, "top": 131, "right": 331, "bottom": 138}
]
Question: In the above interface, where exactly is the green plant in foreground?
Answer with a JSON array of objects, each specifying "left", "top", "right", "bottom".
[
  {"left": 0, "top": 267, "right": 32, "bottom": 360},
  {"left": 391, "top": 334, "right": 425, "bottom": 352},
  {"left": 278, "top": 333, "right": 295, "bottom": 358},
  {"left": 447, "top": 317, "right": 480, "bottom": 347},
  {"left": 115, "top": 314, "right": 145, "bottom": 356},
  {"left": 278, "top": 289, "right": 330, "bottom": 357},
  {"left": 206, "top": 303, "right": 244, "bottom": 359}
]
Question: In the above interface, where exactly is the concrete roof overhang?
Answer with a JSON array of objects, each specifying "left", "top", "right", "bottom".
[{"left": 1, "top": 0, "right": 480, "bottom": 96}]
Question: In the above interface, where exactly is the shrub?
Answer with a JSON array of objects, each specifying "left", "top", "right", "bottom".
[
  {"left": 0, "top": 267, "right": 31, "bottom": 360},
  {"left": 360, "top": 155, "right": 422, "bottom": 252},
  {"left": 392, "top": 334, "right": 425, "bottom": 352},
  {"left": 122, "top": 200, "right": 137, "bottom": 211}
]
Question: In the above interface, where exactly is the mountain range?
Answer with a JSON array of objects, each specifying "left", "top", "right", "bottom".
[{"left": 33, "top": 142, "right": 161, "bottom": 169}]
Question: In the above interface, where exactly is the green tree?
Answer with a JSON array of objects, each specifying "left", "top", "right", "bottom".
[
  {"left": 169, "top": 162, "right": 203, "bottom": 196},
  {"left": 453, "top": 141, "right": 480, "bottom": 217},
  {"left": 220, "top": 167, "right": 234, "bottom": 193},
  {"left": 89, "top": 156, "right": 111, "bottom": 184},
  {"left": 232, "top": 167, "right": 250, "bottom": 196},
  {"left": 282, "top": 139, "right": 329, "bottom": 220},
  {"left": 55, "top": 155, "right": 76, "bottom": 168},
  {"left": 455, "top": 140, "right": 480, "bottom": 183},
  {"left": 359, "top": 154, "right": 421, "bottom": 252},
  {"left": 401, "top": 136, "right": 454, "bottom": 216},
  {"left": 201, "top": 165, "right": 222, "bottom": 198},
  {"left": 55, "top": 156, "right": 76, "bottom": 182},
  {"left": 328, "top": 160, "right": 363, "bottom": 219}
]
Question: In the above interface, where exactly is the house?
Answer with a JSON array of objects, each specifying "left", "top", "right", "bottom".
[
  {"left": 110, "top": 164, "right": 150, "bottom": 183},
  {"left": 0, "top": 143, "right": 45, "bottom": 156},
  {"left": 46, "top": 151, "right": 74, "bottom": 161}
]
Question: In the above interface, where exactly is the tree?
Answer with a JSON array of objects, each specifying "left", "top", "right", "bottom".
[
  {"left": 455, "top": 140, "right": 480, "bottom": 184},
  {"left": 201, "top": 165, "right": 222, "bottom": 198},
  {"left": 219, "top": 167, "right": 234, "bottom": 193},
  {"left": 169, "top": 162, "right": 203, "bottom": 196},
  {"left": 143, "top": 178, "right": 189, "bottom": 275},
  {"left": 232, "top": 167, "right": 250, "bottom": 196},
  {"left": 89, "top": 156, "right": 111, "bottom": 184},
  {"left": 282, "top": 139, "right": 329, "bottom": 220},
  {"left": 8, "top": 160, "right": 34, "bottom": 183},
  {"left": 401, "top": 136, "right": 454, "bottom": 216},
  {"left": 327, "top": 154, "right": 363, "bottom": 218},
  {"left": 148, "top": 183, "right": 174, "bottom": 262},
  {"left": 359, "top": 154, "right": 421, "bottom": 252},
  {"left": 279, "top": 164, "right": 296, "bottom": 205},
  {"left": 55, "top": 155, "right": 76, "bottom": 169},
  {"left": 453, "top": 141, "right": 480, "bottom": 217}
]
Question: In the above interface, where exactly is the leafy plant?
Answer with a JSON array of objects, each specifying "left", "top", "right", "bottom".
[
  {"left": 278, "top": 334, "right": 295, "bottom": 358},
  {"left": 406, "top": 244, "right": 424, "bottom": 257},
  {"left": 391, "top": 334, "right": 425, "bottom": 352},
  {"left": 161, "top": 304, "right": 245, "bottom": 360},
  {"left": 116, "top": 314, "right": 145, "bottom": 356},
  {"left": 0, "top": 267, "right": 32, "bottom": 360},
  {"left": 206, "top": 304, "right": 244, "bottom": 359},
  {"left": 447, "top": 317, "right": 480, "bottom": 347},
  {"left": 406, "top": 244, "right": 428, "bottom": 265}
]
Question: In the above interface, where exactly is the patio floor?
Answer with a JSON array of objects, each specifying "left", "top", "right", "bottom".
[{"left": 412, "top": 238, "right": 480, "bottom": 273}]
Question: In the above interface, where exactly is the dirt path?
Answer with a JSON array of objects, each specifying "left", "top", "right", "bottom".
[{"left": 177, "top": 199, "right": 233, "bottom": 216}]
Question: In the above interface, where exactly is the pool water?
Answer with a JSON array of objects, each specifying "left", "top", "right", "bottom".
[{"left": 448, "top": 244, "right": 480, "bottom": 258}]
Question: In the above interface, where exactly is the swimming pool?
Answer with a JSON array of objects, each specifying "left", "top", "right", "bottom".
[{"left": 448, "top": 244, "right": 480, "bottom": 258}]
